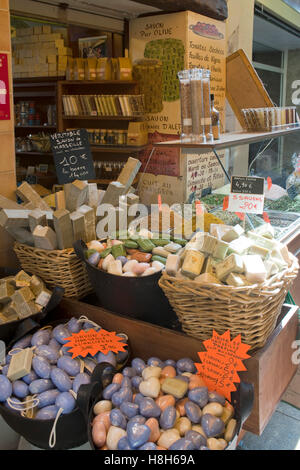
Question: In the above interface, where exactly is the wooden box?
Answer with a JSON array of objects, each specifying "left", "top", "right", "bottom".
[{"left": 48, "top": 298, "right": 299, "bottom": 436}]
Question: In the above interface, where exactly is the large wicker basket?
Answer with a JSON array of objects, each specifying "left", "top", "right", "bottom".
[
  {"left": 159, "top": 254, "right": 299, "bottom": 351},
  {"left": 14, "top": 242, "right": 93, "bottom": 299}
]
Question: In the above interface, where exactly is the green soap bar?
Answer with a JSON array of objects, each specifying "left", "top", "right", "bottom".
[
  {"left": 151, "top": 255, "right": 167, "bottom": 265},
  {"left": 161, "top": 378, "right": 189, "bottom": 399},
  {"left": 172, "top": 238, "right": 187, "bottom": 247},
  {"left": 100, "top": 248, "right": 112, "bottom": 258},
  {"left": 137, "top": 238, "right": 156, "bottom": 252},
  {"left": 124, "top": 240, "right": 138, "bottom": 249},
  {"left": 151, "top": 239, "right": 171, "bottom": 247},
  {"left": 111, "top": 244, "right": 127, "bottom": 259}
]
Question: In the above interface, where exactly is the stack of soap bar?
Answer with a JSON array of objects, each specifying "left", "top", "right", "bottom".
[
  {"left": 0, "top": 281, "right": 15, "bottom": 302},
  {"left": 242, "top": 255, "right": 267, "bottom": 283},
  {"left": 228, "top": 236, "right": 252, "bottom": 255},
  {"left": 215, "top": 254, "right": 244, "bottom": 281},
  {"left": 181, "top": 250, "right": 205, "bottom": 279},
  {"left": 210, "top": 224, "right": 232, "bottom": 240},
  {"left": 247, "top": 232, "right": 277, "bottom": 251},
  {"left": 221, "top": 225, "right": 244, "bottom": 243},
  {"left": 35, "top": 288, "right": 52, "bottom": 307},
  {"left": 15, "top": 270, "right": 31, "bottom": 288},
  {"left": 165, "top": 254, "right": 181, "bottom": 277}
]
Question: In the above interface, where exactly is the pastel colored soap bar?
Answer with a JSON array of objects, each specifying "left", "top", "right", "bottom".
[
  {"left": 225, "top": 273, "right": 250, "bottom": 287},
  {"left": 181, "top": 250, "right": 205, "bottom": 280},
  {"left": 215, "top": 254, "right": 244, "bottom": 281},
  {"left": 242, "top": 255, "right": 267, "bottom": 284},
  {"left": 248, "top": 244, "right": 269, "bottom": 259},
  {"left": 212, "top": 240, "right": 229, "bottom": 260},
  {"left": 247, "top": 232, "right": 277, "bottom": 251},
  {"left": 165, "top": 254, "right": 181, "bottom": 277}
]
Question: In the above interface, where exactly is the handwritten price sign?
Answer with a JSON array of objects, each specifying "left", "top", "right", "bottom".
[
  {"left": 228, "top": 175, "right": 265, "bottom": 215},
  {"left": 195, "top": 330, "right": 251, "bottom": 401},
  {"left": 64, "top": 328, "right": 127, "bottom": 359}
]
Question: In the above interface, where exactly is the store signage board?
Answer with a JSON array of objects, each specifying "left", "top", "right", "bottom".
[
  {"left": 195, "top": 330, "right": 251, "bottom": 401},
  {"left": 64, "top": 329, "right": 127, "bottom": 359},
  {"left": 50, "top": 129, "right": 96, "bottom": 184},
  {"left": 228, "top": 176, "right": 265, "bottom": 215},
  {"left": 0, "top": 54, "right": 10, "bottom": 121}
]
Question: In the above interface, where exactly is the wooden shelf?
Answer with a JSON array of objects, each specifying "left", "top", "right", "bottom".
[
  {"left": 15, "top": 125, "right": 56, "bottom": 130},
  {"left": 91, "top": 145, "right": 146, "bottom": 153},
  {"left": 59, "top": 80, "right": 138, "bottom": 86},
  {"left": 16, "top": 151, "right": 52, "bottom": 157},
  {"left": 62, "top": 115, "right": 143, "bottom": 121},
  {"left": 153, "top": 126, "right": 300, "bottom": 153}
]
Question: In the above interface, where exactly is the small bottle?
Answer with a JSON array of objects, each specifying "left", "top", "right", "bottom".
[{"left": 210, "top": 94, "right": 220, "bottom": 140}]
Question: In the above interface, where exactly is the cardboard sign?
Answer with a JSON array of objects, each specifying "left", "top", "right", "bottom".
[
  {"left": 0, "top": 54, "right": 10, "bottom": 121},
  {"left": 195, "top": 330, "right": 251, "bottom": 401},
  {"left": 50, "top": 129, "right": 95, "bottom": 184},
  {"left": 64, "top": 328, "right": 127, "bottom": 359}
]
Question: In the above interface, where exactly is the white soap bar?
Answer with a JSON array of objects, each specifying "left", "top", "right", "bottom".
[
  {"left": 248, "top": 244, "right": 270, "bottom": 259},
  {"left": 210, "top": 224, "right": 232, "bottom": 240},
  {"left": 243, "top": 255, "right": 267, "bottom": 283},
  {"left": 151, "top": 260, "right": 165, "bottom": 272},
  {"left": 276, "top": 242, "right": 293, "bottom": 267},
  {"left": 165, "top": 254, "right": 181, "bottom": 277},
  {"left": 123, "top": 259, "right": 138, "bottom": 273},
  {"left": 254, "top": 223, "right": 275, "bottom": 239},
  {"left": 228, "top": 236, "right": 252, "bottom": 255},
  {"left": 164, "top": 243, "right": 182, "bottom": 254},
  {"left": 247, "top": 232, "right": 278, "bottom": 251},
  {"left": 221, "top": 224, "right": 244, "bottom": 243}
]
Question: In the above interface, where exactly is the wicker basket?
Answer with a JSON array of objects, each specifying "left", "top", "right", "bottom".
[
  {"left": 159, "top": 255, "right": 299, "bottom": 351},
  {"left": 14, "top": 242, "right": 93, "bottom": 299}
]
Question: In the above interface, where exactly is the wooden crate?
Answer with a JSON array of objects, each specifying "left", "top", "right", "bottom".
[{"left": 47, "top": 298, "right": 299, "bottom": 436}]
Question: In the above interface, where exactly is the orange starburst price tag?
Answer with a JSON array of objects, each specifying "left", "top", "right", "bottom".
[
  {"left": 64, "top": 329, "right": 127, "bottom": 359},
  {"left": 195, "top": 330, "right": 251, "bottom": 401}
]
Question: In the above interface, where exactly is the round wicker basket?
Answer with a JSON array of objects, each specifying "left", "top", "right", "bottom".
[
  {"left": 159, "top": 254, "right": 299, "bottom": 351},
  {"left": 14, "top": 242, "right": 93, "bottom": 299}
]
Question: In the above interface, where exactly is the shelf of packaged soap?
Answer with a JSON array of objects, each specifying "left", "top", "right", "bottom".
[
  {"left": 62, "top": 115, "right": 143, "bottom": 121},
  {"left": 15, "top": 151, "right": 52, "bottom": 157},
  {"left": 153, "top": 126, "right": 300, "bottom": 153},
  {"left": 91, "top": 145, "right": 147, "bottom": 154},
  {"left": 15, "top": 125, "right": 57, "bottom": 130}
]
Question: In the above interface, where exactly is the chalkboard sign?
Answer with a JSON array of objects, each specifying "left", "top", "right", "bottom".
[
  {"left": 231, "top": 176, "right": 264, "bottom": 195},
  {"left": 50, "top": 129, "right": 95, "bottom": 184}
]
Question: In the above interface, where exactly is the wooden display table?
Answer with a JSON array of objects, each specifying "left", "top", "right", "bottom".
[{"left": 48, "top": 298, "right": 299, "bottom": 436}]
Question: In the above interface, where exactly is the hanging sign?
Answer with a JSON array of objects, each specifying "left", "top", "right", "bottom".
[
  {"left": 0, "top": 54, "right": 10, "bottom": 121},
  {"left": 50, "top": 129, "right": 96, "bottom": 184},
  {"left": 228, "top": 176, "right": 265, "bottom": 215},
  {"left": 63, "top": 328, "right": 127, "bottom": 359},
  {"left": 195, "top": 330, "right": 251, "bottom": 401}
]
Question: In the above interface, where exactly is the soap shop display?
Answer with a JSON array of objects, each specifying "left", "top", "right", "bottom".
[
  {"left": 242, "top": 106, "right": 299, "bottom": 132},
  {"left": 159, "top": 223, "right": 299, "bottom": 350},
  {"left": 0, "top": 270, "right": 54, "bottom": 325},
  {"left": 0, "top": 316, "right": 129, "bottom": 449},
  {"left": 178, "top": 68, "right": 214, "bottom": 143},
  {"left": 66, "top": 57, "right": 133, "bottom": 82},
  {"left": 62, "top": 94, "right": 145, "bottom": 118},
  {"left": 91, "top": 356, "right": 239, "bottom": 450}
]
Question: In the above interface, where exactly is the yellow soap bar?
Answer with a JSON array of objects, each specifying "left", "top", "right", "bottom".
[
  {"left": 194, "top": 273, "right": 221, "bottom": 284},
  {"left": 182, "top": 250, "right": 205, "bottom": 279}
]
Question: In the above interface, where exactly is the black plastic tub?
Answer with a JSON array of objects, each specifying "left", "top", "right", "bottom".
[
  {"left": 74, "top": 240, "right": 178, "bottom": 328},
  {"left": 86, "top": 366, "right": 254, "bottom": 451}
]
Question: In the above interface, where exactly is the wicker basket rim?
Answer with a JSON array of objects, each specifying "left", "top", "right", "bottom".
[
  {"left": 159, "top": 253, "right": 299, "bottom": 292},
  {"left": 14, "top": 241, "right": 75, "bottom": 257}
]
